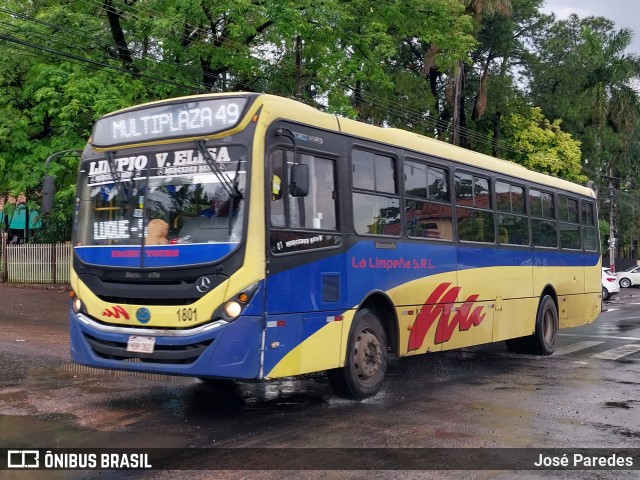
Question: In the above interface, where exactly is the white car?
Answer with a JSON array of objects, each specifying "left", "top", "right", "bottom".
[
  {"left": 602, "top": 267, "right": 620, "bottom": 300},
  {"left": 616, "top": 265, "right": 640, "bottom": 288}
]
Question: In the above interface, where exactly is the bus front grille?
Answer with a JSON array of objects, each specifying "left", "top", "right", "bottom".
[{"left": 84, "top": 334, "right": 212, "bottom": 364}]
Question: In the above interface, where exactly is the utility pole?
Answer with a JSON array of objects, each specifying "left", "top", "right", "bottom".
[
  {"left": 609, "top": 168, "right": 616, "bottom": 271},
  {"left": 1, "top": 220, "right": 7, "bottom": 283},
  {"left": 452, "top": 61, "right": 463, "bottom": 146}
]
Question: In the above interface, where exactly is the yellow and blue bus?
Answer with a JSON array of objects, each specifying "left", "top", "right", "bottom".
[{"left": 57, "top": 92, "right": 601, "bottom": 399}]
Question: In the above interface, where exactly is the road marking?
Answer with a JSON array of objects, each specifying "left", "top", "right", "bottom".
[
  {"left": 591, "top": 344, "right": 640, "bottom": 360},
  {"left": 598, "top": 324, "right": 618, "bottom": 330},
  {"left": 554, "top": 341, "right": 604, "bottom": 356},
  {"left": 604, "top": 308, "right": 619, "bottom": 312},
  {"left": 559, "top": 333, "right": 640, "bottom": 341}
]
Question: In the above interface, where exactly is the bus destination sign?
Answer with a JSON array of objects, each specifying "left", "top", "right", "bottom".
[{"left": 91, "top": 97, "right": 249, "bottom": 148}]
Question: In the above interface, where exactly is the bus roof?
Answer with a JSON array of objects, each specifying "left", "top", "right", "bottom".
[
  {"left": 253, "top": 94, "right": 595, "bottom": 199},
  {"left": 98, "top": 92, "right": 595, "bottom": 198}
]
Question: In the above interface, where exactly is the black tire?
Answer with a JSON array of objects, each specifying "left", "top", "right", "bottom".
[
  {"left": 619, "top": 277, "right": 631, "bottom": 288},
  {"left": 327, "top": 308, "right": 387, "bottom": 400},
  {"left": 530, "top": 295, "right": 558, "bottom": 355},
  {"left": 602, "top": 287, "right": 609, "bottom": 300},
  {"left": 505, "top": 295, "right": 558, "bottom": 356}
]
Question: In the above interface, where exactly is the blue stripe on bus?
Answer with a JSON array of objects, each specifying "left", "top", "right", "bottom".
[
  {"left": 74, "top": 243, "right": 239, "bottom": 267},
  {"left": 268, "top": 242, "right": 599, "bottom": 313},
  {"left": 262, "top": 241, "right": 600, "bottom": 373}
]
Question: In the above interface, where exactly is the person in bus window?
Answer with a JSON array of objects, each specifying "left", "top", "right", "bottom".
[{"left": 145, "top": 219, "right": 170, "bottom": 245}]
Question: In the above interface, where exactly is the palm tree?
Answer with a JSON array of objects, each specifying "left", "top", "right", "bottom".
[
  {"left": 581, "top": 26, "right": 640, "bottom": 261},
  {"left": 450, "top": 0, "right": 512, "bottom": 146},
  {"left": 582, "top": 27, "right": 640, "bottom": 150}
]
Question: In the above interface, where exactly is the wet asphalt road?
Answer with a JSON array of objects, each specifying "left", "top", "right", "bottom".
[{"left": 0, "top": 285, "right": 639, "bottom": 480}]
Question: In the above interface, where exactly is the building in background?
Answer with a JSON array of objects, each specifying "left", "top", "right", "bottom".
[{"left": 0, "top": 196, "right": 41, "bottom": 244}]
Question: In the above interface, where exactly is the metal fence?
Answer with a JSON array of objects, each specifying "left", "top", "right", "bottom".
[{"left": 3, "top": 243, "right": 71, "bottom": 284}]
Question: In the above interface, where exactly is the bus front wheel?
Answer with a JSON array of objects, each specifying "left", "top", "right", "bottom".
[{"left": 327, "top": 308, "right": 388, "bottom": 400}]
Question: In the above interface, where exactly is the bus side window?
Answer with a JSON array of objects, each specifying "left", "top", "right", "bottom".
[
  {"left": 269, "top": 149, "right": 337, "bottom": 231},
  {"left": 269, "top": 150, "right": 286, "bottom": 227},
  {"left": 558, "top": 195, "right": 581, "bottom": 249},
  {"left": 581, "top": 201, "right": 598, "bottom": 251},
  {"left": 290, "top": 154, "right": 337, "bottom": 230},
  {"left": 352, "top": 148, "right": 400, "bottom": 237},
  {"left": 455, "top": 172, "right": 495, "bottom": 243},
  {"left": 496, "top": 181, "right": 529, "bottom": 245},
  {"left": 404, "top": 159, "right": 453, "bottom": 241},
  {"left": 530, "top": 188, "right": 557, "bottom": 247}
]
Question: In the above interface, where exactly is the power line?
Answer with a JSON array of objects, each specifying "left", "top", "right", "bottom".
[
  {"left": 0, "top": 31, "right": 202, "bottom": 93},
  {"left": 0, "top": 6, "right": 212, "bottom": 91},
  {"left": 0, "top": 3, "right": 535, "bottom": 156},
  {"left": 0, "top": 3, "right": 601, "bottom": 181}
]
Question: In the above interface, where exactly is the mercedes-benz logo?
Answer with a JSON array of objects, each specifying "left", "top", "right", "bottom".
[{"left": 196, "top": 276, "right": 212, "bottom": 293}]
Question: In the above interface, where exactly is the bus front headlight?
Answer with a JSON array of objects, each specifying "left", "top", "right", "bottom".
[
  {"left": 72, "top": 295, "right": 86, "bottom": 314},
  {"left": 223, "top": 301, "right": 242, "bottom": 319},
  {"left": 212, "top": 282, "right": 260, "bottom": 322}
]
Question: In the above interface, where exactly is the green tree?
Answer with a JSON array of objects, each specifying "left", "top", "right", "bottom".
[
  {"left": 465, "top": 0, "right": 551, "bottom": 156},
  {"left": 527, "top": 14, "right": 640, "bottom": 178},
  {"left": 503, "top": 107, "right": 584, "bottom": 182},
  {"left": 1, "top": 0, "right": 638, "bottom": 247}
]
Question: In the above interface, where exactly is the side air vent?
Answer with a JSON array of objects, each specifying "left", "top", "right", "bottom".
[{"left": 322, "top": 273, "right": 341, "bottom": 303}]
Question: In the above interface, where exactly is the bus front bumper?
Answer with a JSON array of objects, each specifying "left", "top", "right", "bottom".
[{"left": 69, "top": 307, "right": 263, "bottom": 379}]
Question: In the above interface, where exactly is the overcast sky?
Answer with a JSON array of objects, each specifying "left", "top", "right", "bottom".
[{"left": 541, "top": 0, "right": 640, "bottom": 54}]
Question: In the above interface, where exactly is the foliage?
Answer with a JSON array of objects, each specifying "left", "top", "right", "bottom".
[
  {"left": 0, "top": 0, "right": 640, "bottom": 250},
  {"left": 503, "top": 107, "right": 585, "bottom": 182}
]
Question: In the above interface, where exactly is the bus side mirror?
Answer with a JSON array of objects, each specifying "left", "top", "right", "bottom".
[
  {"left": 289, "top": 164, "right": 309, "bottom": 197},
  {"left": 41, "top": 175, "right": 55, "bottom": 214}
]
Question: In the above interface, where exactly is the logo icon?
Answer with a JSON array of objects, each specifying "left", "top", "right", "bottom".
[
  {"left": 8, "top": 450, "right": 40, "bottom": 468},
  {"left": 196, "top": 276, "right": 211, "bottom": 293},
  {"left": 102, "top": 305, "right": 130, "bottom": 320},
  {"left": 408, "top": 282, "right": 487, "bottom": 351},
  {"left": 136, "top": 308, "right": 151, "bottom": 324}
]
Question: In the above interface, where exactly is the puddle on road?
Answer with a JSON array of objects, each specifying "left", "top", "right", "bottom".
[
  {"left": 0, "top": 414, "right": 191, "bottom": 480},
  {"left": 0, "top": 413, "right": 190, "bottom": 449},
  {"left": 0, "top": 360, "right": 338, "bottom": 452},
  {"left": 604, "top": 400, "right": 637, "bottom": 409}
]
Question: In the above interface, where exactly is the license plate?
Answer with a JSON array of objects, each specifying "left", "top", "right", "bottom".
[{"left": 126, "top": 336, "right": 155, "bottom": 353}]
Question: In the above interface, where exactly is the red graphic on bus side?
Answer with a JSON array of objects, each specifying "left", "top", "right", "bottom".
[
  {"left": 407, "top": 282, "right": 486, "bottom": 351},
  {"left": 102, "top": 305, "right": 130, "bottom": 320}
]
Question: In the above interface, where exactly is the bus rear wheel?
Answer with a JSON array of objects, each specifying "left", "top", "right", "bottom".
[
  {"left": 505, "top": 295, "right": 558, "bottom": 356},
  {"left": 327, "top": 308, "right": 387, "bottom": 400}
]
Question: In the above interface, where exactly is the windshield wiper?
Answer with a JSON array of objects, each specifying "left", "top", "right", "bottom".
[
  {"left": 195, "top": 140, "right": 243, "bottom": 199},
  {"left": 227, "top": 157, "right": 244, "bottom": 235},
  {"left": 106, "top": 151, "right": 130, "bottom": 202}
]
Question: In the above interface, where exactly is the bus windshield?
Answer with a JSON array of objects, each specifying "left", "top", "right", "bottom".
[{"left": 74, "top": 144, "right": 247, "bottom": 266}]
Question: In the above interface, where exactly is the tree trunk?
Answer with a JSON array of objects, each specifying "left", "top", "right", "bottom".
[
  {"left": 103, "top": 0, "right": 135, "bottom": 66},
  {"left": 295, "top": 35, "right": 302, "bottom": 99}
]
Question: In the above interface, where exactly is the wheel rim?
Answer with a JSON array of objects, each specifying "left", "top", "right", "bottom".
[
  {"left": 542, "top": 308, "right": 555, "bottom": 345},
  {"left": 621, "top": 278, "right": 630, "bottom": 288},
  {"left": 352, "top": 329, "right": 382, "bottom": 383}
]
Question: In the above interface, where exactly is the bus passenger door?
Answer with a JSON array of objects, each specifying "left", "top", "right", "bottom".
[{"left": 262, "top": 147, "right": 345, "bottom": 378}]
